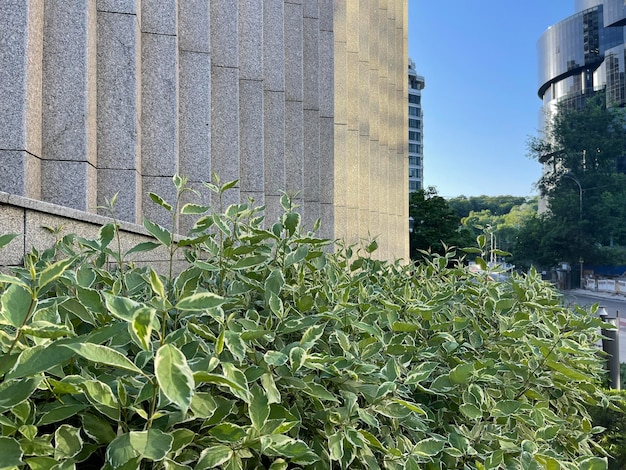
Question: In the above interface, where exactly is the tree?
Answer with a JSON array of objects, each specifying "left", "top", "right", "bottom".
[
  {"left": 448, "top": 195, "right": 528, "bottom": 219},
  {"left": 527, "top": 92, "right": 626, "bottom": 266},
  {"left": 409, "top": 187, "right": 472, "bottom": 259}
]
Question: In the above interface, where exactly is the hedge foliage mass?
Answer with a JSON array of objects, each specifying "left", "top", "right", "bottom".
[{"left": 0, "top": 176, "right": 617, "bottom": 469}]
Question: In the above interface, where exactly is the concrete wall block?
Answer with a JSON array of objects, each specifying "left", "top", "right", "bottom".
[
  {"left": 303, "top": 0, "right": 318, "bottom": 18},
  {"left": 97, "top": 10, "right": 140, "bottom": 169},
  {"left": 319, "top": 30, "right": 334, "bottom": 118},
  {"left": 358, "top": 61, "right": 370, "bottom": 136},
  {"left": 141, "top": 33, "right": 179, "bottom": 176},
  {"left": 210, "top": 0, "right": 238, "bottom": 68},
  {"left": 0, "top": 0, "right": 43, "bottom": 155},
  {"left": 369, "top": 69, "right": 379, "bottom": 141},
  {"left": 319, "top": 202, "right": 334, "bottom": 241},
  {"left": 239, "top": 80, "right": 264, "bottom": 192},
  {"left": 347, "top": 52, "right": 359, "bottom": 131},
  {"left": 284, "top": 3, "right": 303, "bottom": 102},
  {"left": 346, "top": 1, "right": 358, "bottom": 53},
  {"left": 179, "top": 50, "right": 211, "bottom": 182},
  {"left": 239, "top": 0, "right": 263, "bottom": 80},
  {"left": 333, "top": 0, "right": 346, "bottom": 43},
  {"left": 141, "top": 0, "right": 177, "bottom": 34},
  {"left": 0, "top": 151, "right": 41, "bottom": 199},
  {"left": 97, "top": 169, "right": 141, "bottom": 223},
  {"left": 303, "top": 16, "right": 319, "bottom": 110},
  {"left": 97, "top": 0, "right": 138, "bottom": 14},
  {"left": 0, "top": 204, "right": 25, "bottom": 266},
  {"left": 319, "top": 117, "right": 334, "bottom": 205},
  {"left": 303, "top": 109, "right": 320, "bottom": 203},
  {"left": 210, "top": 66, "right": 240, "bottom": 183},
  {"left": 285, "top": 101, "right": 304, "bottom": 195},
  {"left": 302, "top": 199, "right": 320, "bottom": 232},
  {"left": 40, "top": 160, "right": 96, "bottom": 212},
  {"left": 263, "top": 1, "right": 284, "bottom": 92},
  {"left": 42, "top": 1, "right": 97, "bottom": 165},
  {"left": 178, "top": 0, "right": 210, "bottom": 52},
  {"left": 319, "top": 0, "right": 333, "bottom": 31},
  {"left": 358, "top": 134, "right": 370, "bottom": 211},
  {"left": 263, "top": 90, "right": 285, "bottom": 195}
]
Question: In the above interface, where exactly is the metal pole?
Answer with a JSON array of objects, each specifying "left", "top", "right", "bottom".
[{"left": 599, "top": 307, "right": 621, "bottom": 390}]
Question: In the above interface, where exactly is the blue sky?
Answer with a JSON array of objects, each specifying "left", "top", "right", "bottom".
[{"left": 408, "top": 1, "right": 575, "bottom": 198}]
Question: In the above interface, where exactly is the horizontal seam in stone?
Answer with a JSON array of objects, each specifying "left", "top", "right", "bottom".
[
  {"left": 141, "top": 31, "right": 177, "bottom": 37},
  {"left": 96, "top": 10, "right": 137, "bottom": 16},
  {"left": 179, "top": 48, "right": 210, "bottom": 55}
]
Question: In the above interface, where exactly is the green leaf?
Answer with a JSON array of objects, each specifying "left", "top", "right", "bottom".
[
  {"left": 148, "top": 192, "right": 173, "bottom": 212},
  {"left": 38, "top": 405, "right": 86, "bottom": 426},
  {"left": 261, "top": 372, "right": 281, "bottom": 404},
  {"left": 23, "top": 456, "right": 58, "bottom": 470},
  {"left": 125, "top": 241, "right": 161, "bottom": 255},
  {"left": 283, "top": 212, "right": 301, "bottom": 236},
  {"left": 459, "top": 403, "right": 483, "bottom": 420},
  {"left": 289, "top": 346, "right": 306, "bottom": 372},
  {"left": 181, "top": 203, "right": 211, "bottom": 215},
  {"left": 99, "top": 223, "right": 116, "bottom": 249},
  {"left": 545, "top": 359, "right": 590, "bottom": 381},
  {"left": 143, "top": 218, "right": 172, "bottom": 246},
  {"left": 413, "top": 437, "right": 445, "bottom": 457},
  {"left": 82, "top": 413, "right": 116, "bottom": 444},
  {"left": 82, "top": 380, "right": 120, "bottom": 421},
  {"left": 38, "top": 257, "right": 75, "bottom": 290},
  {"left": 155, "top": 344, "right": 194, "bottom": 414},
  {"left": 224, "top": 331, "right": 246, "bottom": 362},
  {"left": 231, "top": 255, "right": 268, "bottom": 270},
  {"left": 249, "top": 385, "right": 270, "bottom": 430},
  {"left": 21, "top": 321, "right": 74, "bottom": 339},
  {"left": 1, "top": 283, "right": 34, "bottom": 328},
  {"left": 0, "top": 377, "right": 41, "bottom": 412},
  {"left": 176, "top": 292, "right": 226, "bottom": 311},
  {"left": 221, "top": 363, "right": 251, "bottom": 403},
  {"left": 106, "top": 429, "right": 173, "bottom": 467},
  {"left": 60, "top": 343, "right": 146, "bottom": 377},
  {"left": 492, "top": 400, "right": 522, "bottom": 417},
  {"left": 196, "top": 445, "right": 233, "bottom": 469},
  {"left": 131, "top": 307, "right": 155, "bottom": 351},
  {"left": 102, "top": 292, "right": 143, "bottom": 322},
  {"left": 149, "top": 268, "right": 166, "bottom": 298},
  {"left": 6, "top": 344, "right": 75, "bottom": 379},
  {"left": 54, "top": 424, "right": 83, "bottom": 460},
  {"left": 449, "top": 363, "right": 474, "bottom": 384},
  {"left": 578, "top": 457, "right": 607, "bottom": 470},
  {"left": 0, "top": 233, "right": 19, "bottom": 251},
  {"left": 391, "top": 321, "right": 419, "bottom": 332},
  {"left": 0, "top": 436, "right": 23, "bottom": 468},
  {"left": 269, "top": 292, "right": 283, "bottom": 317},
  {"left": 260, "top": 434, "right": 318, "bottom": 461},
  {"left": 209, "top": 423, "right": 246, "bottom": 442}
]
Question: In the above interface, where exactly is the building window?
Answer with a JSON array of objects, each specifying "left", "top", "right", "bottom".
[
  {"left": 409, "top": 168, "right": 422, "bottom": 178},
  {"left": 409, "top": 118, "right": 420, "bottom": 129},
  {"left": 409, "top": 131, "right": 421, "bottom": 141},
  {"left": 408, "top": 143, "right": 419, "bottom": 153},
  {"left": 409, "top": 155, "right": 418, "bottom": 165},
  {"left": 409, "top": 180, "right": 420, "bottom": 191},
  {"left": 409, "top": 106, "right": 420, "bottom": 116},
  {"left": 409, "top": 94, "right": 421, "bottom": 104}
]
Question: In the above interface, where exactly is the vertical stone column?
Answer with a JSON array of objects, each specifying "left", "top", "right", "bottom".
[
  {"left": 239, "top": 0, "right": 265, "bottom": 206},
  {"left": 210, "top": 0, "right": 240, "bottom": 207},
  {"left": 318, "top": 0, "right": 334, "bottom": 241},
  {"left": 358, "top": 0, "right": 371, "bottom": 237},
  {"left": 178, "top": 0, "right": 211, "bottom": 232},
  {"left": 302, "top": 2, "right": 321, "bottom": 231},
  {"left": 263, "top": 1, "right": 286, "bottom": 225},
  {"left": 41, "top": 1, "right": 97, "bottom": 212},
  {"left": 97, "top": 1, "right": 142, "bottom": 223},
  {"left": 0, "top": 0, "right": 43, "bottom": 199},
  {"left": 284, "top": 2, "right": 304, "bottom": 212},
  {"left": 141, "top": 0, "right": 179, "bottom": 227}
]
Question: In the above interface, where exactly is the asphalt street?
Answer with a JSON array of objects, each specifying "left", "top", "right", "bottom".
[{"left": 562, "top": 289, "right": 626, "bottom": 364}]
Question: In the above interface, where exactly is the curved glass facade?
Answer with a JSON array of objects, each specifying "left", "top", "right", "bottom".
[{"left": 538, "top": 0, "right": 626, "bottom": 110}]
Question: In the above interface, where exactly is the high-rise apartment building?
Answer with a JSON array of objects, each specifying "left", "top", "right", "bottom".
[
  {"left": 538, "top": 0, "right": 626, "bottom": 116},
  {"left": 408, "top": 59, "right": 425, "bottom": 193},
  {"left": 0, "top": 2, "right": 409, "bottom": 264}
]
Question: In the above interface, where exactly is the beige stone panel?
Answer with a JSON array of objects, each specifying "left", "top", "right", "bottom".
[
  {"left": 334, "top": 124, "right": 348, "bottom": 208},
  {"left": 333, "top": 204, "right": 348, "bottom": 247},
  {"left": 368, "top": 1, "right": 379, "bottom": 73},
  {"left": 377, "top": 7, "right": 388, "bottom": 80},
  {"left": 333, "top": 0, "right": 346, "bottom": 44},
  {"left": 368, "top": 140, "right": 380, "bottom": 216},
  {"left": 346, "top": 0, "right": 358, "bottom": 53},
  {"left": 369, "top": 69, "right": 379, "bottom": 142},
  {"left": 358, "top": 134, "right": 370, "bottom": 213},
  {"left": 346, "top": 129, "right": 359, "bottom": 212},
  {"left": 319, "top": 202, "right": 334, "bottom": 242},
  {"left": 347, "top": 51, "right": 359, "bottom": 132},
  {"left": 346, "top": 206, "right": 359, "bottom": 247},
  {"left": 0, "top": 204, "right": 25, "bottom": 266},
  {"left": 334, "top": 41, "right": 347, "bottom": 125},
  {"left": 378, "top": 78, "right": 388, "bottom": 148},
  {"left": 358, "top": 208, "right": 370, "bottom": 242},
  {"left": 359, "top": 0, "right": 369, "bottom": 61},
  {"left": 358, "top": 57, "right": 370, "bottom": 138}
]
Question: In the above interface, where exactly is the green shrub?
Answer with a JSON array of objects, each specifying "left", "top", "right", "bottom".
[
  {"left": 0, "top": 176, "right": 613, "bottom": 469},
  {"left": 589, "top": 390, "right": 626, "bottom": 469}
]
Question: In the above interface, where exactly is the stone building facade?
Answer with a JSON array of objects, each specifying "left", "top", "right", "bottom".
[{"left": 0, "top": 0, "right": 408, "bottom": 265}]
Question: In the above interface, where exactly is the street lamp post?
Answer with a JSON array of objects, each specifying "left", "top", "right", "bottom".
[{"left": 562, "top": 173, "right": 583, "bottom": 288}]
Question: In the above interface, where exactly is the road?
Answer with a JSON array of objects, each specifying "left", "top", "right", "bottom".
[{"left": 562, "top": 291, "right": 626, "bottom": 364}]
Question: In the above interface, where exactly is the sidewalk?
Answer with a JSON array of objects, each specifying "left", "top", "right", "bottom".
[{"left": 566, "top": 288, "right": 626, "bottom": 328}]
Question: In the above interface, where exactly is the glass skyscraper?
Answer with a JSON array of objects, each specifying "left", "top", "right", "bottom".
[{"left": 538, "top": 0, "right": 626, "bottom": 114}]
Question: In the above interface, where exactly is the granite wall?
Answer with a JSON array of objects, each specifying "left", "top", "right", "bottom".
[{"left": 0, "top": 0, "right": 408, "bottom": 263}]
